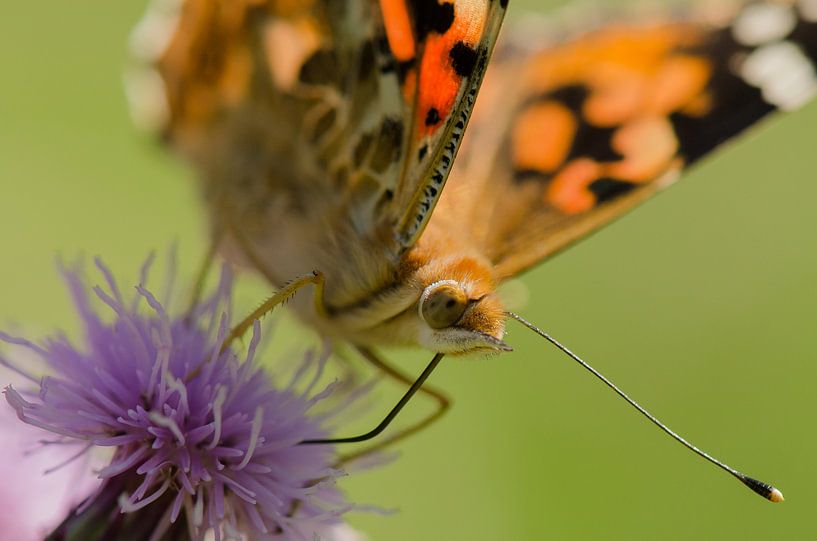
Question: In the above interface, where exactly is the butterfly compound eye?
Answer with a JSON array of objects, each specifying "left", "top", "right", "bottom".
[{"left": 420, "top": 282, "right": 469, "bottom": 329}]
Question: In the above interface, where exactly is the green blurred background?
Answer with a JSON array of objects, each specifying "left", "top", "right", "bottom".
[{"left": 2, "top": 1, "right": 816, "bottom": 539}]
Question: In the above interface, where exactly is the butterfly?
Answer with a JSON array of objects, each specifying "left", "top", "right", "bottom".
[{"left": 128, "top": 0, "right": 816, "bottom": 499}]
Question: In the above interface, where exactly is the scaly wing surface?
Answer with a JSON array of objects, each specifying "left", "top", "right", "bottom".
[{"left": 438, "top": 1, "right": 817, "bottom": 278}]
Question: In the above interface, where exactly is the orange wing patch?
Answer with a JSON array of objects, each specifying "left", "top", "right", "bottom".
[
  {"left": 584, "top": 54, "right": 714, "bottom": 126},
  {"left": 512, "top": 102, "right": 577, "bottom": 174},
  {"left": 387, "top": 0, "right": 509, "bottom": 248},
  {"left": 437, "top": 2, "right": 817, "bottom": 277},
  {"left": 414, "top": 0, "right": 488, "bottom": 138},
  {"left": 546, "top": 158, "right": 604, "bottom": 215},
  {"left": 508, "top": 23, "right": 714, "bottom": 214},
  {"left": 544, "top": 118, "right": 682, "bottom": 215},
  {"left": 381, "top": 0, "right": 416, "bottom": 62},
  {"left": 606, "top": 117, "right": 680, "bottom": 182}
]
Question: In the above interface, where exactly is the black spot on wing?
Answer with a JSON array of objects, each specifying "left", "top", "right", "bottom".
[
  {"left": 397, "top": 60, "right": 415, "bottom": 82},
  {"left": 357, "top": 40, "right": 376, "bottom": 82},
  {"left": 418, "top": 143, "right": 429, "bottom": 161},
  {"left": 410, "top": 0, "right": 455, "bottom": 39},
  {"left": 450, "top": 42, "right": 479, "bottom": 77},
  {"left": 425, "top": 107, "right": 442, "bottom": 126},
  {"left": 375, "top": 34, "right": 394, "bottom": 70},
  {"left": 513, "top": 169, "right": 552, "bottom": 184},
  {"left": 299, "top": 48, "right": 339, "bottom": 85},
  {"left": 375, "top": 32, "right": 413, "bottom": 81},
  {"left": 511, "top": 84, "right": 622, "bottom": 186},
  {"left": 369, "top": 117, "right": 405, "bottom": 172},
  {"left": 308, "top": 107, "right": 337, "bottom": 145},
  {"left": 526, "top": 85, "right": 623, "bottom": 165},
  {"left": 568, "top": 123, "right": 622, "bottom": 163},
  {"left": 587, "top": 178, "right": 636, "bottom": 204},
  {"left": 353, "top": 132, "right": 374, "bottom": 168},
  {"left": 671, "top": 29, "right": 775, "bottom": 164},
  {"left": 543, "top": 84, "right": 588, "bottom": 112}
]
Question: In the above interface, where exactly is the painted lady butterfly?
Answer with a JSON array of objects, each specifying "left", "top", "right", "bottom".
[{"left": 128, "top": 0, "right": 817, "bottom": 500}]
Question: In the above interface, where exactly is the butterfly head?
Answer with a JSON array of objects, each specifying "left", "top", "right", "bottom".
[{"left": 415, "top": 268, "right": 510, "bottom": 356}]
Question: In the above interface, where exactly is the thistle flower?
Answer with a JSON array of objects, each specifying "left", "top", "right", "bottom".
[
  {"left": 2, "top": 258, "right": 364, "bottom": 540},
  {"left": 0, "top": 367, "right": 101, "bottom": 541}
]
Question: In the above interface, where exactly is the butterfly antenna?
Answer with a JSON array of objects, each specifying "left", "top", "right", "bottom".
[{"left": 506, "top": 311, "right": 784, "bottom": 503}]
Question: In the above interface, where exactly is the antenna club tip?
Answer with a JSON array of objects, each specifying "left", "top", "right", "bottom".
[{"left": 741, "top": 476, "right": 785, "bottom": 502}]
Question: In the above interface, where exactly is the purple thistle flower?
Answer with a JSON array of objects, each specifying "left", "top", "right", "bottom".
[
  {"left": 2, "top": 258, "right": 362, "bottom": 541},
  {"left": 0, "top": 366, "right": 102, "bottom": 541}
]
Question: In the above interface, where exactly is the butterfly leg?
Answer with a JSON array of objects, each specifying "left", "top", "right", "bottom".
[
  {"left": 214, "top": 203, "right": 331, "bottom": 344},
  {"left": 221, "top": 271, "right": 326, "bottom": 352},
  {"left": 285, "top": 350, "right": 449, "bottom": 519},
  {"left": 341, "top": 347, "right": 451, "bottom": 464},
  {"left": 302, "top": 347, "right": 451, "bottom": 465}
]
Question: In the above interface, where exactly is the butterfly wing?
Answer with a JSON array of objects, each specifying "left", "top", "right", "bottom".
[
  {"left": 129, "top": 0, "right": 507, "bottom": 243},
  {"left": 381, "top": 0, "right": 509, "bottom": 249},
  {"left": 128, "top": 0, "right": 508, "bottom": 305},
  {"left": 130, "top": 0, "right": 408, "bottom": 213},
  {"left": 439, "top": 1, "right": 817, "bottom": 278}
]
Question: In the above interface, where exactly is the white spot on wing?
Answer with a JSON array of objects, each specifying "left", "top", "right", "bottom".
[
  {"left": 124, "top": 67, "right": 170, "bottom": 132},
  {"left": 264, "top": 19, "right": 322, "bottom": 91},
  {"left": 129, "top": 0, "right": 182, "bottom": 62},
  {"left": 733, "top": 2, "right": 797, "bottom": 46},
  {"left": 741, "top": 41, "right": 817, "bottom": 111},
  {"left": 125, "top": 0, "right": 180, "bottom": 132}
]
